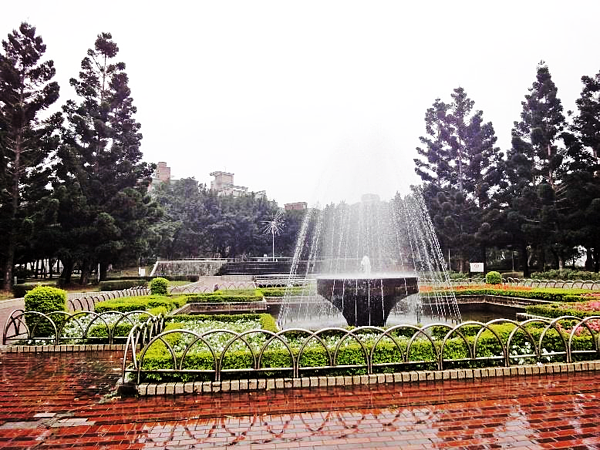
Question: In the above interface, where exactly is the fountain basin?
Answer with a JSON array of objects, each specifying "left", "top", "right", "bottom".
[{"left": 316, "top": 275, "right": 419, "bottom": 327}]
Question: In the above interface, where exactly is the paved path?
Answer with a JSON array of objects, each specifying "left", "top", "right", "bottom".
[{"left": 1, "top": 352, "right": 600, "bottom": 448}]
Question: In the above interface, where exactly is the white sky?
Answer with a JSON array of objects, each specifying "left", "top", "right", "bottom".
[{"left": 3, "top": 1, "right": 600, "bottom": 205}]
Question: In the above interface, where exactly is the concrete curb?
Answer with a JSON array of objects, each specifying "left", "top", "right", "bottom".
[{"left": 132, "top": 360, "right": 600, "bottom": 396}]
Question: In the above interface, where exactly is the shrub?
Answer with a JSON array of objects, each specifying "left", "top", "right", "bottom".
[
  {"left": 184, "top": 293, "right": 263, "bottom": 303},
  {"left": 24, "top": 286, "right": 67, "bottom": 337},
  {"left": 485, "top": 271, "right": 502, "bottom": 285},
  {"left": 99, "top": 279, "right": 148, "bottom": 291},
  {"left": 13, "top": 282, "right": 56, "bottom": 298},
  {"left": 150, "top": 277, "right": 169, "bottom": 295},
  {"left": 136, "top": 321, "right": 592, "bottom": 383},
  {"left": 94, "top": 295, "right": 185, "bottom": 313}
]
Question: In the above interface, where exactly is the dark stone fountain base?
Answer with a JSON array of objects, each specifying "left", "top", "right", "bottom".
[{"left": 316, "top": 275, "right": 419, "bottom": 327}]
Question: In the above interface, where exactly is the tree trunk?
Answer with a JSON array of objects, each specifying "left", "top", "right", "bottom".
[
  {"left": 521, "top": 243, "right": 530, "bottom": 278},
  {"left": 80, "top": 261, "right": 91, "bottom": 285},
  {"left": 2, "top": 236, "right": 16, "bottom": 292},
  {"left": 585, "top": 247, "right": 594, "bottom": 271},
  {"left": 99, "top": 262, "right": 108, "bottom": 281},
  {"left": 60, "top": 259, "right": 74, "bottom": 285}
]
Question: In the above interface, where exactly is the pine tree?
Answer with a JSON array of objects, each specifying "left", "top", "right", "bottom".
[
  {"left": 415, "top": 87, "right": 503, "bottom": 271},
  {"left": 504, "top": 62, "right": 567, "bottom": 274},
  {"left": 0, "top": 23, "right": 61, "bottom": 291},
  {"left": 56, "top": 32, "right": 155, "bottom": 283},
  {"left": 562, "top": 70, "right": 600, "bottom": 270}
]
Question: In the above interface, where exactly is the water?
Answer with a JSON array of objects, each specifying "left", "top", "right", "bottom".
[{"left": 278, "top": 190, "right": 461, "bottom": 329}]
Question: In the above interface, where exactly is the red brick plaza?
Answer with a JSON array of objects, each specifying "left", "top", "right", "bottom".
[{"left": 1, "top": 351, "right": 600, "bottom": 449}]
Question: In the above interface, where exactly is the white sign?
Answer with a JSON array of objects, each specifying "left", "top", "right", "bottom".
[
  {"left": 138, "top": 267, "right": 146, "bottom": 276},
  {"left": 470, "top": 262, "right": 484, "bottom": 273}
]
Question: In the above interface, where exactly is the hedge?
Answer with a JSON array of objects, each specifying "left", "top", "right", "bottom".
[
  {"left": 99, "top": 279, "right": 148, "bottom": 291},
  {"left": 136, "top": 322, "right": 594, "bottom": 383},
  {"left": 448, "top": 287, "right": 592, "bottom": 303},
  {"left": 24, "top": 286, "right": 67, "bottom": 337},
  {"left": 13, "top": 282, "right": 57, "bottom": 298},
  {"left": 257, "top": 286, "right": 306, "bottom": 297},
  {"left": 184, "top": 293, "right": 263, "bottom": 303},
  {"left": 166, "top": 313, "right": 278, "bottom": 333},
  {"left": 525, "top": 303, "right": 600, "bottom": 319},
  {"left": 94, "top": 295, "right": 185, "bottom": 313},
  {"left": 150, "top": 277, "right": 169, "bottom": 295}
]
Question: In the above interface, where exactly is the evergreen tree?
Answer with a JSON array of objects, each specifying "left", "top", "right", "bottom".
[
  {"left": 415, "top": 87, "right": 503, "bottom": 271},
  {"left": 562, "top": 70, "right": 600, "bottom": 270},
  {"left": 504, "top": 62, "right": 567, "bottom": 274},
  {"left": 0, "top": 23, "right": 61, "bottom": 291},
  {"left": 56, "top": 32, "right": 155, "bottom": 283}
]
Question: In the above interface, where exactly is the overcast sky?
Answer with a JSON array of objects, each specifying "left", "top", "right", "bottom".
[{"left": 2, "top": 1, "right": 600, "bottom": 205}]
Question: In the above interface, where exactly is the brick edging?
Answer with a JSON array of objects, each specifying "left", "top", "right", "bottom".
[
  {"left": 133, "top": 360, "right": 600, "bottom": 396},
  {"left": 1, "top": 344, "right": 127, "bottom": 353}
]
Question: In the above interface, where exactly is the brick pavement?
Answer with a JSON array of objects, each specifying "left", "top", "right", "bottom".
[{"left": 1, "top": 351, "right": 600, "bottom": 449}]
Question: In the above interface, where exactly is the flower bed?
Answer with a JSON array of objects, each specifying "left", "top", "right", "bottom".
[
  {"left": 133, "top": 317, "right": 598, "bottom": 383},
  {"left": 526, "top": 300, "right": 600, "bottom": 319}
]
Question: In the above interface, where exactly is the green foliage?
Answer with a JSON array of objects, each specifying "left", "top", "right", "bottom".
[
  {"left": 150, "top": 277, "right": 169, "bottom": 295},
  {"left": 94, "top": 295, "right": 184, "bottom": 313},
  {"left": 0, "top": 23, "right": 61, "bottom": 291},
  {"left": 24, "top": 286, "right": 67, "bottom": 337},
  {"left": 137, "top": 320, "right": 593, "bottom": 383},
  {"left": 99, "top": 279, "right": 148, "bottom": 291},
  {"left": 449, "top": 287, "right": 592, "bottom": 303},
  {"left": 531, "top": 269, "right": 600, "bottom": 281},
  {"left": 525, "top": 303, "right": 600, "bottom": 319},
  {"left": 257, "top": 286, "right": 305, "bottom": 297},
  {"left": 485, "top": 271, "right": 502, "bottom": 284},
  {"left": 13, "top": 282, "right": 56, "bottom": 298},
  {"left": 184, "top": 290, "right": 263, "bottom": 303}
]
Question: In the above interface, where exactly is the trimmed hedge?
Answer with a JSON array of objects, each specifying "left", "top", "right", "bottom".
[
  {"left": 150, "top": 277, "right": 169, "bottom": 295},
  {"left": 258, "top": 286, "right": 306, "bottom": 297},
  {"left": 99, "top": 279, "right": 148, "bottom": 291},
  {"left": 13, "top": 282, "right": 56, "bottom": 298},
  {"left": 531, "top": 269, "right": 600, "bottom": 281},
  {"left": 24, "top": 286, "right": 67, "bottom": 337},
  {"left": 525, "top": 303, "right": 600, "bottom": 319},
  {"left": 449, "top": 287, "right": 592, "bottom": 303},
  {"left": 166, "top": 313, "right": 277, "bottom": 333},
  {"left": 94, "top": 295, "right": 185, "bottom": 313},
  {"left": 485, "top": 271, "right": 502, "bottom": 285},
  {"left": 137, "top": 322, "right": 594, "bottom": 383},
  {"left": 184, "top": 293, "right": 263, "bottom": 303}
]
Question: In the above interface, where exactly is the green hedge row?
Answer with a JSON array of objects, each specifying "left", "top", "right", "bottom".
[
  {"left": 257, "top": 286, "right": 306, "bottom": 297},
  {"left": 99, "top": 279, "right": 148, "bottom": 291},
  {"left": 531, "top": 269, "right": 600, "bottom": 281},
  {"left": 137, "top": 322, "right": 594, "bottom": 383},
  {"left": 166, "top": 313, "right": 277, "bottom": 333},
  {"left": 94, "top": 295, "right": 185, "bottom": 313},
  {"left": 525, "top": 304, "right": 600, "bottom": 319},
  {"left": 184, "top": 293, "right": 263, "bottom": 303},
  {"left": 449, "top": 288, "right": 591, "bottom": 303}
]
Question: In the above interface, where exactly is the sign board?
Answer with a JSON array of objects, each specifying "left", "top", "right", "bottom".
[
  {"left": 138, "top": 267, "right": 146, "bottom": 277},
  {"left": 469, "top": 262, "right": 484, "bottom": 273}
]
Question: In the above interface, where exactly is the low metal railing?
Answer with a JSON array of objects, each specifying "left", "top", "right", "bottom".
[
  {"left": 123, "top": 316, "right": 600, "bottom": 384},
  {"left": 67, "top": 287, "right": 150, "bottom": 312},
  {"left": 2, "top": 309, "right": 163, "bottom": 346}
]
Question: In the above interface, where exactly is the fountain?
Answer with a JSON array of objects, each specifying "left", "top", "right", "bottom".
[{"left": 279, "top": 191, "right": 461, "bottom": 329}]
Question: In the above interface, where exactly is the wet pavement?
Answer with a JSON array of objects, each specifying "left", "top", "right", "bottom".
[{"left": 1, "top": 352, "right": 600, "bottom": 448}]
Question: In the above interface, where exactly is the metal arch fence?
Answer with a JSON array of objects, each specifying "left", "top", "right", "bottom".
[
  {"left": 503, "top": 278, "right": 600, "bottom": 290},
  {"left": 67, "top": 287, "right": 150, "bottom": 312},
  {"left": 2, "top": 309, "right": 164, "bottom": 346},
  {"left": 169, "top": 281, "right": 258, "bottom": 294},
  {"left": 420, "top": 277, "right": 600, "bottom": 290},
  {"left": 123, "top": 315, "right": 600, "bottom": 384}
]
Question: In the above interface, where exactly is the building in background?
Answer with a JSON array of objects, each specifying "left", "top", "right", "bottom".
[
  {"left": 149, "top": 161, "right": 171, "bottom": 192},
  {"left": 210, "top": 171, "right": 266, "bottom": 199},
  {"left": 284, "top": 202, "right": 307, "bottom": 211}
]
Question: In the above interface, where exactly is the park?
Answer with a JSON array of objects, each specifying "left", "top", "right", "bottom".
[{"left": 3, "top": 5, "right": 600, "bottom": 449}]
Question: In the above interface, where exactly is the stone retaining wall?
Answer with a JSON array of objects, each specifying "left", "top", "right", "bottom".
[
  {"left": 1, "top": 344, "right": 127, "bottom": 353},
  {"left": 133, "top": 360, "right": 600, "bottom": 396}
]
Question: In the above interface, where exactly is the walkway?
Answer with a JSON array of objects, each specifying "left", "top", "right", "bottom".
[{"left": 1, "top": 352, "right": 600, "bottom": 448}]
